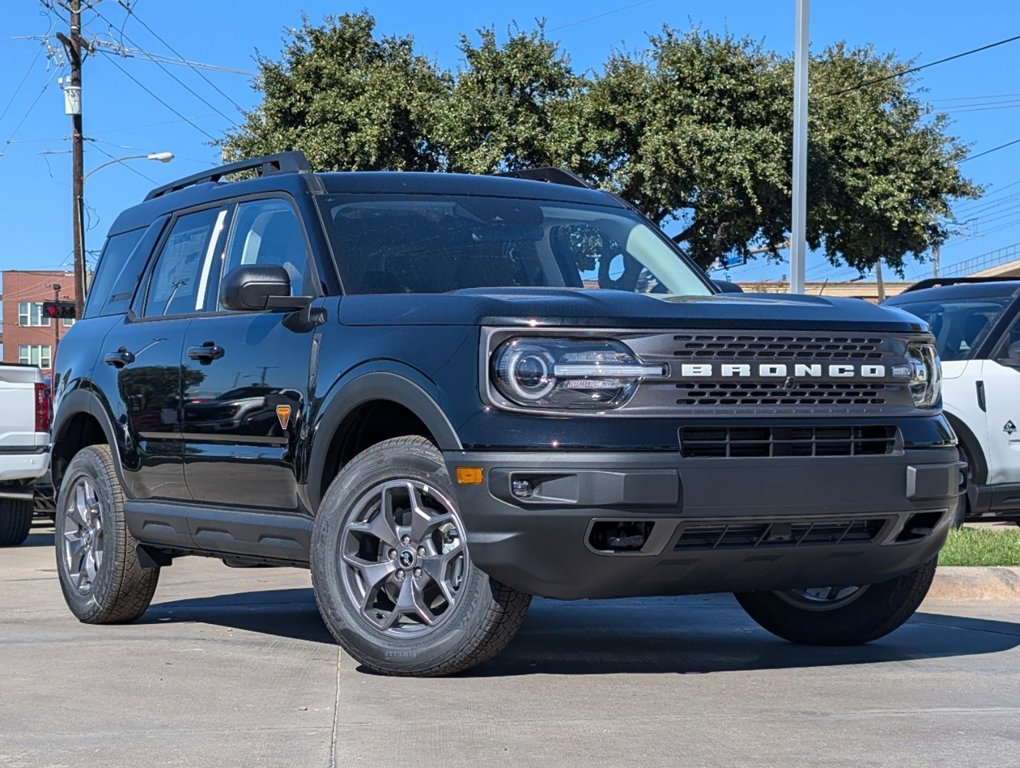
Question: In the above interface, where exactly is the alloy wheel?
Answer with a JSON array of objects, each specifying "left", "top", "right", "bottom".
[{"left": 62, "top": 477, "right": 105, "bottom": 593}]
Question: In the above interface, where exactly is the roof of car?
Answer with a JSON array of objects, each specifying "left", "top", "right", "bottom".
[{"left": 885, "top": 280, "right": 1020, "bottom": 304}]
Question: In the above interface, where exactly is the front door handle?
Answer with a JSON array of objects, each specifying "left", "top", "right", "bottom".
[
  {"left": 103, "top": 347, "right": 135, "bottom": 368},
  {"left": 187, "top": 341, "right": 224, "bottom": 363}
]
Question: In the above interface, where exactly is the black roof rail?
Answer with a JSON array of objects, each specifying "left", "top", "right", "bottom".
[
  {"left": 501, "top": 167, "right": 591, "bottom": 189},
  {"left": 903, "top": 276, "right": 1020, "bottom": 293},
  {"left": 144, "top": 151, "right": 311, "bottom": 201}
]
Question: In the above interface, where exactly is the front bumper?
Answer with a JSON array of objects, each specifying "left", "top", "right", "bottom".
[{"left": 444, "top": 448, "right": 965, "bottom": 599}]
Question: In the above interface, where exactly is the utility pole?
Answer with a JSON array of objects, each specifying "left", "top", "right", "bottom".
[
  {"left": 56, "top": 0, "right": 86, "bottom": 318},
  {"left": 933, "top": 243, "right": 941, "bottom": 278},
  {"left": 875, "top": 259, "right": 886, "bottom": 302}
]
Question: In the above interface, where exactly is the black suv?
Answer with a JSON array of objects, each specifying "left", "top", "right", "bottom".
[{"left": 51, "top": 152, "right": 963, "bottom": 676}]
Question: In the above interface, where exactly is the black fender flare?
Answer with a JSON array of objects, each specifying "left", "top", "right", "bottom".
[
  {"left": 50, "top": 388, "right": 123, "bottom": 491},
  {"left": 305, "top": 369, "right": 462, "bottom": 510}
]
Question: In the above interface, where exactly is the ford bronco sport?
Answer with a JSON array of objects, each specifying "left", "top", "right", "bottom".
[{"left": 50, "top": 152, "right": 963, "bottom": 676}]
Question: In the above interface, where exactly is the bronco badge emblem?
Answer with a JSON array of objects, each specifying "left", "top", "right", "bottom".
[{"left": 1005, "top": 420, "right": 1017, "bottom": 436}]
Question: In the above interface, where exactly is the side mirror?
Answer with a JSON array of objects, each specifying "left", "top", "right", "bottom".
[
  {"left": 221, "top": 265, "right": 307, "bottom": 312},
  {"left": 712, "top": 279, "right": 744, "bottom": 294},
  {"left": 1006, "top": 341, "right": 1020, "bottom": 365}
]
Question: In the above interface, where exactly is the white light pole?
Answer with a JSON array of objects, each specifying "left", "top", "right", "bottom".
[
  {"left": 790, "top": 0, "right": 809, "bottom": 294},
  {"left": 83, "top": 151, "right": 175, "bottom": 181},
  {"left": 78, "top": 152, "right": 174, "bottom": 298}
]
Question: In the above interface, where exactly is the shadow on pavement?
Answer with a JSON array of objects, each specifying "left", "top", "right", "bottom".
[
  {"left": 136, "top": 587, "right": 1020, "bottom": 675},
  {"left": 467, "top": 596, "right": 1020, "bottom": 677},
  {"left": 20, "top": 530, "right": 55, "bottom": 548},
  {"left": 140, "top": 588, "right": 335, "bottom": 644}
]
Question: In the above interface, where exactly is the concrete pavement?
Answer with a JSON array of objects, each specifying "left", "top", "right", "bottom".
[{"left": 2, "top": 527, "right": 1019, "bottom": 768}]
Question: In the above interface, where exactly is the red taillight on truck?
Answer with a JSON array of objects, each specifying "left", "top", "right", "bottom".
[{"left": 35, "top": 382, "right": 51, "bottom": 433}]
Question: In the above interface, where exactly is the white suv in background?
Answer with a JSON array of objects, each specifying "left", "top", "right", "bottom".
[{"left": 885, "top": 278, "right": 1020, "bottom": 525}]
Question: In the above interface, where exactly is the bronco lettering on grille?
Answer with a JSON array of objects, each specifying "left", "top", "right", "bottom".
[{"left": 677, "top": 363, "right": 890, "bottom": 378}]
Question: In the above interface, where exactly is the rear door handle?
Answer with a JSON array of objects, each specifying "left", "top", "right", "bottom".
[
  {"left": 103, "top": 348, "right": 135, "bottom": 368},
  {"left": 187, "top": 341, "right": 224, "bottom": 363}
]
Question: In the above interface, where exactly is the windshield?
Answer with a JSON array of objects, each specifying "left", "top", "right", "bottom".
[
  {"left": 317, "top": 195, "right": 713, "bottom": 296},
  {"left": 890, "top": 296, "right": 1012, "bottom": 361}
]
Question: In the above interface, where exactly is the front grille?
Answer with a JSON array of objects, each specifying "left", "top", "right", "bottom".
[
  {"left": 679, "top": 425, "right": 898, "bottom": 458},
  {"left": 673, "top": 518, "right": 889, "bottom": 551},
  {"left": 671, "top": 333, "right": 886, "bottom": 360},
  {"left": 676, "top": 381, "right": 890, "bottom": 408}
]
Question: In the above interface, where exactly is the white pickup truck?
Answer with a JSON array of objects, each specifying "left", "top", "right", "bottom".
[{"left": 0, "top": 364, "right": 51, "bottom": 545}]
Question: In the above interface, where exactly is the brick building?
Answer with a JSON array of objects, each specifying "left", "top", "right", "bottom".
[{"left": 0, "top": 270, "right": 77, "bottom": 374}]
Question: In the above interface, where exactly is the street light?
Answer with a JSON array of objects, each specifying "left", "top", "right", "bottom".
[
  {"left": 83, "top": 151, "right": 175, "bottom": 180},
  {"left": 76, "top": 151, "right": 174, "bottom": 313}
]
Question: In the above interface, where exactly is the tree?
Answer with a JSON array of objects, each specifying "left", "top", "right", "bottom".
[
  {"left": 437, "top": 25, "right": 582, "bottom": 174},
  {"left": 222, "top": 13, "right": 447, "bottom": 171},
  {"left": 581, "top": 29, "right": 979, "bottom": 271},
  {"left": 223, "top": 15, "right": 979, "bottom": 274}
]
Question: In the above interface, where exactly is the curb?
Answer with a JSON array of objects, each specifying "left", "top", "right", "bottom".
[{"left": 927, "top": 566, "right": 1020, "bottom": 601}]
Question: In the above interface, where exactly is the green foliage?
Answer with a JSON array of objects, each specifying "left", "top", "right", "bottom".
[
  {"left": 221, "top": 14, "right": 980, "bottom": 272},
  {"left": 938, "top": 527, "right": 1020, "bottom": 567}
]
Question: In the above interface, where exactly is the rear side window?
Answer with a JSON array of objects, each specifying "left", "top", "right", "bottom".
[
  {"left": 142, "top": 208, "right": 229, "bottom": 318},
  {"left": 82, "top": 228, "right": 146, "bottom": 318}
]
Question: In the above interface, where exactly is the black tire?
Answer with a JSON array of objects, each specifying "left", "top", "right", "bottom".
[
  {"left": 0, "top": 498, "right": 33, "bottom": 547},
  {"left": 311, "top": 436, "right": 531, "bottom": 676},
  {"left": 54, "top": 445, "right": 160, "bottom": 623},
  {"left": 735, "top": 558, "right": 937, "bottom": 646}
]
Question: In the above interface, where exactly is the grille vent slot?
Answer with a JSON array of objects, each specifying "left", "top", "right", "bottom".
[
  {"left": 676, "top": 381, "right": 890, "bottom": 408},
  {"left": 672, "top": 334, "right": 886, "bottom": 360},
  {"left": 679, "top": 425, "right": 898, "bottom": 458},
  {"left": 673, "top": 518, "right": 890, "bottom": 551}
]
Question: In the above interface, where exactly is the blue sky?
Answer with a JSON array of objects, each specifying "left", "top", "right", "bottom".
[{"left": 2, "top": 0, "right": 1019, "bottom": 292}]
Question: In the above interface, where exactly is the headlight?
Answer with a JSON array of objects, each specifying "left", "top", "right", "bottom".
[
  {"left": 491, "top": 338, "right": 666, "bottom": 410},
  {"left": 898, "top": 342, "right": 942, "bottom": 408}
]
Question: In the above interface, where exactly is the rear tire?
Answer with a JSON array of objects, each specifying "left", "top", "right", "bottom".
[
  {"left": 311, "top": 436, "right": 531, "bottom": 676},
  {"left": 0, "top": 498, "right": 33, "bottom": 547},
  {"left": 735, "top": 558, "right": 937, "bottom": 645},
  {"left": 54, "top": 445, "right": 160, "bottom": 623}
]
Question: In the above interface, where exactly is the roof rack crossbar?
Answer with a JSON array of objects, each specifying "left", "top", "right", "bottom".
[
  {"left": 903, "top": 276, "right": 1020, "bottom": 293},
  {"left": 144, "top": 151, "right": 311, "bottom": 201},
  {"left": 501, "top": 167, "right": 591, "bottom": 189}
]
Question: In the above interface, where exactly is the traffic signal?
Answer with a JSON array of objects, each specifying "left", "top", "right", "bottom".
[{"left": 42, "top": 301, "right": 76, "bottom": 320}]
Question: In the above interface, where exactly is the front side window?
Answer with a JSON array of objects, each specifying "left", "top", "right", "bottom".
[
  {"left": 19, "top": 302, "right": 50, "bottom": 327},
  {"left": 143, "top": 208, "right": 228, "bottom": 318},
  {"left": 18, "top": 344, "right": 52, "bottom": 369},
  {"left": 317, "top": 195, "right": 712, "bottom": 297},
  {"left": 221, "top": 198, "right": 308, "bottom": 300},
  {"left": 891, "top": 296, "right": 1013, "bottom": 361}
]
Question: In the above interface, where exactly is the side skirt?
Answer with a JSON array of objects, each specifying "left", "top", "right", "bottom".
[{"left": 123, "top": 500, "right": 312, "bottom": 565}]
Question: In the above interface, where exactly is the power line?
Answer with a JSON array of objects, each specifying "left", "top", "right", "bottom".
[
  {"left": 831, "top": 33, "right": 1020, "bottom": 96},
  {"left": 962, "top": 136, "right": 1020, "bottom": 163},
  {"left": 97, "top": 50, "right": 218, "bottom": 140},
  {"left": 90, "top": 5, "right": 235, "bottom": 122},
  {"left": 90, "top": 41, "right": 256, "bottom": 76},
  {"left": 114, "top": 0, "right": 249, "bottom": 113},
  {"left": 0, "top": 63, "right": 63, "bottom": 157},
  {"left": 549, "top": 0, "right": 658, "bottom": 32},
  {"left": 0, "top": 41, "right": 46, "bottom": 127}
]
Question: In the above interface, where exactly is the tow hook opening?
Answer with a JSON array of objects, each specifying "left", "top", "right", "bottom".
[
  {"left": 589, "top": 521, "right": 655, "bottom": 553},
  {"left": 895, "top": 511, "right": 944, "bottom": 543}
]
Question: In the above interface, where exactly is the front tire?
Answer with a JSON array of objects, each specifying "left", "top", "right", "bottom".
[
  {"left": 311, "top": 436, "right": 531, "bottom": 676},
  {"left": 0, "top": 497, "right": 33, "bottom": 546},
  {"left": 735, "top": 558, "right": 937, "bottom": 645},
  {"left": 54, "top": 445, "right": 160, "bottom": 623}
]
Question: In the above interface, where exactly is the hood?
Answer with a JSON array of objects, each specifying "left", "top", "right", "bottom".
[{"left": 337, "top": 288, "right": 928, "bottom": 333}]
